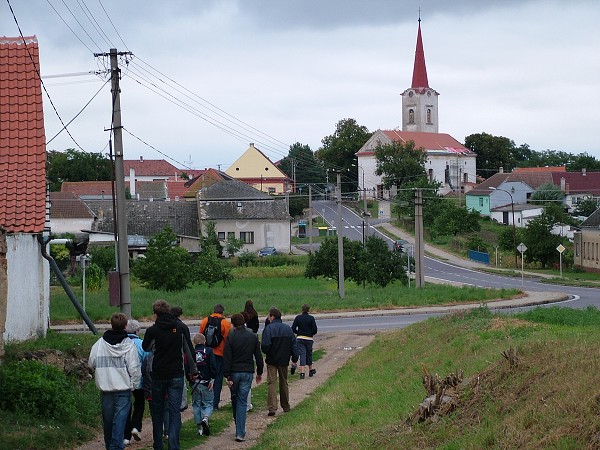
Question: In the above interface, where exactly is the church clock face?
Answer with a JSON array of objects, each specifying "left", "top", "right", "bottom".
[{"left": 408, "top": 91, "right": 414, "bottom": 97}]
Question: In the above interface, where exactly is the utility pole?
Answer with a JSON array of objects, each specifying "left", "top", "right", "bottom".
[
  {"left": 336, "top": 172, "right": 345, "bottom": 298},
  {"left": 308, "top": 184, "right": 313, "bottom": 254},
  {"left": 96, "top": 48, "right": 133, "bottom": 316},
  {"left": 414, "top": 188, "right": 425, "bottom": 288}
]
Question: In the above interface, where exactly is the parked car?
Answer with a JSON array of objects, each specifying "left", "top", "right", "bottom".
[
  {"left": 258, "top": 246, "right": 278, "bottom": 257},
  {"left": 394, "top": 240, "right": 408, "bottom": 252}
]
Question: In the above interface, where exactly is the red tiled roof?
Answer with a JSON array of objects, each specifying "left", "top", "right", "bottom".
[
  {"left": 166, "top": 181, "right": 189, "bottom": 199},
  {"left": 551, "top": 171, "right": 600, "bottom": 194},
  {"left": 0, "top": 36, "right": 47, "bottom": 233},
  {"left": 379, "top": 130, "right": 472, "bottom": 154},
  {"left": 61, "top": 181, "right": 114, "bottom": 196},
  {"left": 513, "top": 166, "right": 566, "bottom": 173},
  {"left": 411, "top": 21, "right": 429, "bottom": 88},
  {"left": 124, "top": 158, "right": 179, "bottom": 177},
  {"left": 49, "top": 192, "right": 95, "bottom": 219}
]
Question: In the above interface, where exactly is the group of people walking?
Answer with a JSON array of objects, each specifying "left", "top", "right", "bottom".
[{"left": 88, "top": 300, "right": 317, "bottom": 449}]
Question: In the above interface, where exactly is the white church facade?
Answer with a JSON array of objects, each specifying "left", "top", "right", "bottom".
[{"left": 356, "top": 19, "right": 477, "bottom": 198}]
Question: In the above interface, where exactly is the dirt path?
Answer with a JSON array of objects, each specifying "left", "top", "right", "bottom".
[{"left": 76, "top": 331, "right": 375, "bottom": 450}]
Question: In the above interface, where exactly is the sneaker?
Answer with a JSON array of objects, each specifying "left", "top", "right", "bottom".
[
  {"left": 268, "top": 411, "right": 276, "bottom": 416},
  {"left": 201, "top": 417, "right": 210, "bottom": 436},
  {"left": 290, "top": 363, "right": 297, "bottom": 375},
  {"left": 197, "top": 427, "right": 203, "bottom": 436},
  {"left": 300, "top": 373, "right": 305, "bottom": 379},
  {"left": 235, "top": 436, "right": 246, "bottom": 442},
  {"left": 131, "top": 428, "right": 141, "bottom": 441},
  {"left": 123, "top": 439, "right": 130, "bottom": 446},
  {"left": 247, "top": 403, "right": 253, "bottom": 412},
  {"left": 309, "top": 368, "right": 316, "bottom": 377}
]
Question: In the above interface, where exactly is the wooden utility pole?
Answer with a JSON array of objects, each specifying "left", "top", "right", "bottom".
[
  {"left": 336, "top": 172, "right": 345, "bottom": 298},
  {"left": 96, "top": 48, "right": 132, "bottom": 316},
  {"left": 414, "top": 188, "right": 425, "bottom": 288}
]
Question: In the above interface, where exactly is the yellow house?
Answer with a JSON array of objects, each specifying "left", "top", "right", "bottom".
[{"left": 225, "top": 143, "right": 290, "bottom": 194}]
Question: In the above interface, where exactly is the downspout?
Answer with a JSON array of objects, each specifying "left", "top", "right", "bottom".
[{"left": 38, "top": 235, "right": 98, "bottom": 335}]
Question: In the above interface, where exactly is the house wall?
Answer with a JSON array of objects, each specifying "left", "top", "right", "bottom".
[
  {"left": 208, "top": 219, "right": 290, "bottom": 254},
  {"left": 574, "top": 229, "right": 600, "bottom": 272},
  {"left": 4, "top": 234, "right": 49, "bottom": 343},
  {"left": 51, "top": 218, "right": 95, "bottom": 235},
  {"left": 466, "top": 194, "right": 490, "bottom": 215}
]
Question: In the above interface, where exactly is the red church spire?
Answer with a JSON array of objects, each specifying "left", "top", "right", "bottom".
[{"left": 411, "top": 19, "right": 429, "bottom": 89}]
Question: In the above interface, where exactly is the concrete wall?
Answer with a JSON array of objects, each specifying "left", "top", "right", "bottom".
[
  {"left": 205, "top": 219, "right": 290, "bottom": 254},
  {"left": 574, "top": 229, "right": 600, "bottom": 272},
  {"left": 50, "top": 218, "right": 95, "bottom": 235},
  {"left": 3, "top": 234, "right": 49, "bottom": 343}
]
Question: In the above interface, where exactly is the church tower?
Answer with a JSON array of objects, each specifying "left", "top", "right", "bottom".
[{"left": 401, "top": 19, "right": 439, "bottom": 133}]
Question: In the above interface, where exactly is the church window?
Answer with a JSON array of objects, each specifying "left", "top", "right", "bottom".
[
  {"left": 463, "top": 173, "right": 468, "bottom": 183},
  {"left": 428, "top": 168, "right": 433, "bottom": 182},
  {"left": 426, "top": 108, "right": 432, "bottom": 124},
  {"left": 408, "top": 109, "right": 415, "bottom": 124}
]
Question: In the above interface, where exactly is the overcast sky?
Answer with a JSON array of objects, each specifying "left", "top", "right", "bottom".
[{"left": 3, "top": 0, "right": 600, "bottom": 171}]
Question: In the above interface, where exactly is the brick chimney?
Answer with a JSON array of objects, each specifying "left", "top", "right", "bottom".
[{"left": 582, "top": 168, "right": 587, "bottom": 176}]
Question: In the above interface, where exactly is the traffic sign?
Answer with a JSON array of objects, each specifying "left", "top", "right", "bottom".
[
  {"left": 517, "top": 243, "right": 527, "bottom": 253},
  {"left": 556, "top": 244, "right": 566, "bottom": 253}
]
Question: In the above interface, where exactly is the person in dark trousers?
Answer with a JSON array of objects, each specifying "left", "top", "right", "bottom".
[
  {"left": 261, "top": 307, "right": 298, "bottom": 417},
  {"left": 124, "top": 319, "right": 150, "bottom": 445},
  {"left": 243, "top": 299, "right": 260, "bottom": 334},
  {"left": 88, "top": 313, "right": 141, "bottom": 450},
  {"left": 191, "top": 333, "right": 216, "bottom": 437},
  {"left": 223, "top": 313, "right": 264, "bottom": 442},
  {"left": 291, "top": 304, "right": 318, "bottom": 379},
  {"left": 142, "top": 300, "right": 196, "bottom": 450},
  {"left": 199, "top": 304, "right": 231, "bottom": 410}
]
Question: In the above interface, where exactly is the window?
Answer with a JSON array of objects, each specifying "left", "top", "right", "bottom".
[
  {"left": 227, "top": 232, "right": 235, "bottom": 239},
  {"left": 408, "top": 109, "right": 415, "bottom": 124},
  {"left": 426, "top": 108, "right": 432, "bottom": 123},
  {"left": 217, "top": 232, "right": 225, "bottom": 240},
  {"left": 268, "top": 187, "right": 276, "bottom": 194},
  {"left": 428, "top": 169, "right": 434, "bottom": 182},
  {"left": 479, "top": 197, "right": 484, "bottom": 207},
  {"left": 240, "top": 231, "right": 254, "bottom": 244}
]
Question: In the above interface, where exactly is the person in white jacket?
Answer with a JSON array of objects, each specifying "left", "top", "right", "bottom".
[{"left": 89, "top": 313, "right": 141, "bottom": 450}]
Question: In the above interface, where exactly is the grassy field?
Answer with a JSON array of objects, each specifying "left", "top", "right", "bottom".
[
  {"left": 51, "top": 275, "right": 520, "bottom": 324},
  {"left": 255, "top": 306, "right": 600, "bottom": 449}
]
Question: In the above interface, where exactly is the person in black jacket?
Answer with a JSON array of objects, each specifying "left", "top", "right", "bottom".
[
  {"left": 191, "top": 333, "right": 216, "bottom": 437},
  {"left": 223, "top": 313, "right": 264, "bottom": 442},
  {"left": 142, "top": 300, "right": 196, "bottom": 450},
  {"left": 261, "top": 307, "right": 299, "bottom": 417},
  {"left": 291, "top": 304, "right": 318, "bottom": 379},
  {"left": 243, "top": 300, "right": 260, "bottom": 334}
]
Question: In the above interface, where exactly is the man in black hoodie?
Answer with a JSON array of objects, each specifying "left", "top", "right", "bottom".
[{"left": 142, "top": 300, "right": 196, "bottom": 450}]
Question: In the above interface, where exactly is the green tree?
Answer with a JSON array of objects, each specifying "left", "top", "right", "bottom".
[
  {"left": 392, "top": 178, "right": 444, "bottom": 227},
  {"left": 431, "top": 203, "right": 481, "bottom": 237},
  {"left": 195, "top": 246, "right": 233, "bottom": 288},
  {"left": 522, "top": 213, "right": 561, "bottom": 268},
  {"left": 47, "top": 149, "right": 112, "bottom": 191},
  {"left": 568, "top": 152, "right": 600, "bottom": 171},
  {"left": 224, "top": 235, "right": 245, "bottom": 257},
  {"left": 464, "top": 132, "right": 518, "bottom": 177},
  {"left": 359, "top": 236, "right": 407, "bottom": 287},
  {"left": 574, "top": 198, "right": 599, "bottom": 217},
  {"left": 530, "top": 182, "right": 564, "bottom": 206},
  {"left": 278, "top": 142, "right": 326, "bottom": 185},
  {"left": 315, "top": 118, "right": 370, "bottom": 193},
  {"left": 374, "top": 140, "right": 427, "bottom": 189},
  {"left": 199, "top": 221, "right": 224, "bottom": 258},
  {"left": 133, "top": 228, "right": 192, "bottom": 291}
]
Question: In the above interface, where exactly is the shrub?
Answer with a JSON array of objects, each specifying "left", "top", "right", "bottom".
[
  {"left": 88, "top": 245, "right": 116, "bottom": 274},
  {"left": 0, "top": 360, "right": 76, "bottom": 420},
  {"left": 237, "top": 251, "right": 257, "bottom": 267}
]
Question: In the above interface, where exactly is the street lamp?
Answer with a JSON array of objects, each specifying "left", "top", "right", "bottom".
[{"left": 490, "top": 187, "right": 518, "bottom": 267}]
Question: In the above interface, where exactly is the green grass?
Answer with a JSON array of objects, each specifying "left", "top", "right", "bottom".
[
  {"left": 253, "top": 306, "right": 600, "bottom": 449},
  {"left": 50, "top": 277, "right": 519, "bottom": 323}
]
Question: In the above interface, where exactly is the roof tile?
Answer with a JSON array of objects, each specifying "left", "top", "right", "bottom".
[{"left": 0, "top": 35, "right": 47, "bottom": 234}]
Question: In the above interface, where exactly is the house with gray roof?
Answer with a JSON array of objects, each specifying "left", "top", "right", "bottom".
[
  {"left": 573, "top": 208, "right": 600, "bottom": 273},
  {"left": 197, "top": 179, "right": 291, "bottom": 254}
]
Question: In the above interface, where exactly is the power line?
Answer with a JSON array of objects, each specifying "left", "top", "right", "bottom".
[
  {"left": 76, "top": 0, "right": 115, "bottom": 49},
  {"left": 57, "top": 0, "right": 104, "bottom": 52},
  {"left": 97, "top": 0, "right": 129, "bottom": 51}
]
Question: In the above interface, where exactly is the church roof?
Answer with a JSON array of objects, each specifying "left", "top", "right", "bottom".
[{"left": 411, "top": 20, "right": 429, "bottom": 89}]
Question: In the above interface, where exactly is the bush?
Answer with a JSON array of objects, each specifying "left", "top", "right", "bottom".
[
  {"left": 88, "top": 245, "right": 116, "bottom": 274},
  {"left": 0, "top": 360, "right": 76, "bottom": 420},
  {"left": 238, "top": 251, "right": 257, "bottom": 267}
]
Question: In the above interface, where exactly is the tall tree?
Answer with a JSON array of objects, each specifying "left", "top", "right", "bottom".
[
  {"left": 374, "top": 140, "right": 427, "bottom": 189},
  {"left": 464, "top": 132, "right": 517, "bottom": 177},
  {"left": 47, "top": 149, "right": 112, "bottom": 191},
  {"left": 530, "top": 182, "right": 564, "bottom": 206},
  {"left": 315, "top": 118, "right": 370, "bottom": 193},
  {"left": 393, "top": 178, "right": 444, "bottom": 226},
  {"left": 278, "top": 142, "right": 325, "bottom": 186},
  {"left": 522, "top": 213, "right": 562, "bottom": 269}
]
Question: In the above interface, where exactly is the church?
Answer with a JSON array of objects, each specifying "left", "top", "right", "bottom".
[{"left": 356, "top": 19, "right": 477, "bottom": 199}]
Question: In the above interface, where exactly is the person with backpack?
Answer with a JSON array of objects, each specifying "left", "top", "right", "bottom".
[
  {"left": 199, "top": 304, "right": 231, "bottom": 410},
  {"left": 124, "top": 319, "right": 150, "bottom": 445},
  {"left": 291, "top": 304, "right": 318, "bottom": 379},
  {"left": 190, "top": 333, "right": 217, "bottom": 437}
]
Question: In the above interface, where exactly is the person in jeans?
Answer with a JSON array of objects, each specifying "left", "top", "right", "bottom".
[
  {"left": 291, "top": 304, "right": 318, "bottom": 379},
  {"left": 124, "top": 319, "right": 150, "bottom": 444},
  {"left": 261, "top": 307, "right": 299, "bottom": 417},
  {"left": 191, "top": 333, "right": 216, "bottom": 437},
  {"left": 88, "top": 313, "right": 141, "bottom": 450},
  {"left": 142, "top": 300, "right": 196, "bottom": 450},
  {"left": 223, "top": 313, "right": 264, "bottom": 442},
  {"left": 199, "top": 303, "right": 231, "bottom": 410}
]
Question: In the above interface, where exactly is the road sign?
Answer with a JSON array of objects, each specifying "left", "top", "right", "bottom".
[
  {"left": 517, "top": 243, "right": 527, "bottom": 253},
  {"left": 556, "top": 244, "right": 566, "bottom": 253}
]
